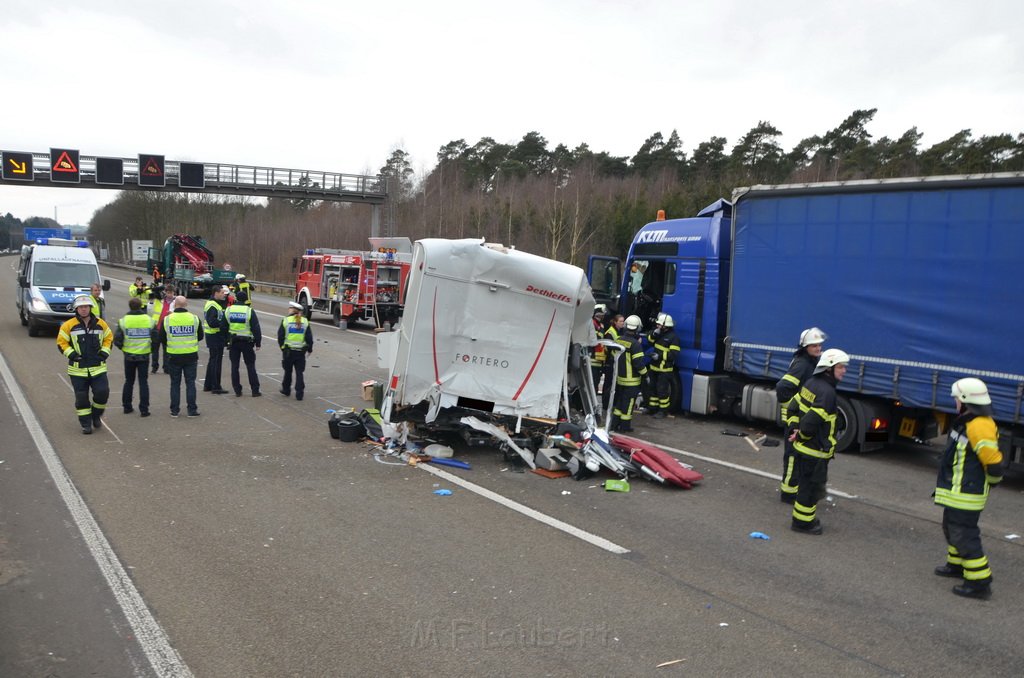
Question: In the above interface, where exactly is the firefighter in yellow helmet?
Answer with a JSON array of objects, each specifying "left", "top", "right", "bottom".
[
  {"left": 57, "top": 295, "right": 113, "bottom": 434},
  {"left": 934, "top": 377, "right": 1003, "bottom": 599}
]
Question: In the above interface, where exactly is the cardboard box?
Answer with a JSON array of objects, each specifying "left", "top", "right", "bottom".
[{"left": 362, "top": 380, "right": 378, "bottom": 401}]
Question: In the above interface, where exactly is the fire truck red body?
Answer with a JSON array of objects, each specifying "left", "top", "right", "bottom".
[{"left": 294, "top": 237, "right": 413, "bottom": 327}]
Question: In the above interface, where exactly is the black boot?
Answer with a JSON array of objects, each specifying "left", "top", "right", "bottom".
[
  {"left": 791, "top": 520, "right": 823, "bottom": 535},
  {"left": 934, "top": 564, "right": 963, "bottom": 578},
  {"left": 952, "top": 582, "right": 991, "bottom": 600}
]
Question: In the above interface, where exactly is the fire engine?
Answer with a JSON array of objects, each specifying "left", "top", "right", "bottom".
[{"left": 294, "top": 237, "right": 413, "bottom": 327}]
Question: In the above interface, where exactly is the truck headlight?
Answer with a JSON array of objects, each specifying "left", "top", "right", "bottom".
[{"left": 31, "top": 297, "right": 51, "bottom": 312}]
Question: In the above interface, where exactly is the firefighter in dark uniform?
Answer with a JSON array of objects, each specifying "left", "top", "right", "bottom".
[
  {"left": 775, "top": 327, "right": 827, "bottom": 503},
  {"left": 278, "top": 301, "right": 313, "bottom": 400},
  {"left": 225, "top": 294, "right": 262, "bottom": 396},
  {"left": 646, "top": 312, "right": 680, "bottom": 419},
  {"left": 611, "top": 315, "right": 647, "bottom": 433},
  {"left": 934, "top": 377, "right": 1003, "bottom": 599},
  {"left": 203, "top": 286, "right": 230, "bottom": 394},
  {"left": 601, "top": 314, "right": 625, "bottom": 412},
  {"left": 787, "top": 348, "right": 849, "bottom": 535},
  {"left": 57, "top": 295, "right": 113, "bottom": 434}
]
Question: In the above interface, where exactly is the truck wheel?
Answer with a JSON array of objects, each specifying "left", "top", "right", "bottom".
[
  {"left": 27, "top": 313, "right": 40, "bottom": 337},
  {"left": 668, "top": 373, "right": 682, "bottom": 412},
  {"left": 331, "top": 304, "right": 341, "bottom": 326},
  {"left": 835, "top": 395, "right": 859, "bottom": 453},
  {"left": 19, "top": 307, "right": 28, "bottom": 326}
]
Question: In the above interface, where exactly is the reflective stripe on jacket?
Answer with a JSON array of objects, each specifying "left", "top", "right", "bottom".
[
  {"left": 777, "top": 351, "right": 817, "bottom": 422},
  {"left": 281, "top": 315, "right": 310, "bottom": 350},
  {"left": 648, "top": 328, "right": 680, "bottom": 373},
  {"left": 165, "top": 312, "right": 200, "bottom": 354},
  {"left": 615, "top": 333, "right": 647, "bottom": 386},
  {"left": 57, "top": 315, "right": 112, "bottom": 377},
  {"left": 118, "top": 313, "right": 154, "bottom": 355},
  {"left": 788, "top": 373, "right": 838, "bottom": 460},
  {"left": 935, "top": 414, "right": 1002, "bottom": 511},
  {"left": 226, "top": 304, "right": 254, "bottom": 338}
]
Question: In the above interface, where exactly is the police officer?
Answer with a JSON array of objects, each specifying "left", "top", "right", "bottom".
[
  {"left": 234, "top": 273, "right": 252, "bottom": 306},
  {"left": 787, "top": 348, "right": 849, "bottom": 535},
  {"left": 114, "top": 296, "right": 155, "bottom": 417},
  {"left": 57, "top": 295, "right": 113, "bottom": 434},
  {"left": 89, "top": 282, "right": 105, "bottom": 320},
  {"left": 645, "top": 313, "right": 680, "bottom": 419},
  {"left": 278, "top": 301, "right": 313, "bottom": 400},
  {"left": 934, "top": 378, "right": 1003, "bottom": 599},
  {"left": 602, "top": 314, "right": 625, "bottom": 412},
  {"left": 611, "top": 315, "right": 647, "bottom": 433},
  {"left": 203, "top": 286, "right": 230, "bottom": 394},
  {"left": 225, "top": 293, "right": 262, "bottom": 396},
  {"left": 775, "top": 327, "right": 827, "bottom": 503},
  {"left": 159, "top": 296, "right": 204, "bottom": 417}
]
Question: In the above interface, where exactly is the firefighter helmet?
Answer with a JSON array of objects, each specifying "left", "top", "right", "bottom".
[
  {"left": 624, "top": 315, "right": 642, "bottom": 331},
  {"left": 593, "top": 303, "right": 607, "bottom": 316},
  {"left": 655, "top": 312, "right": 674, "bottom": 328},
  {"left": 951, "top": 377, "right": 991, "bottom": 406},
  {"left": 799, "top": 327, "right": 827, "bottom": 347},
  {"left": 73, "top": 295, "right": 92, "bottom": 309},
  {"left": 814, "top": 348, "right": 850, "bottom": 373}
]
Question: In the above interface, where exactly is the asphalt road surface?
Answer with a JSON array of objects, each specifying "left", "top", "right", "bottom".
[{"left": 1, "top": 258, "right": 1023, "bottom": 677}]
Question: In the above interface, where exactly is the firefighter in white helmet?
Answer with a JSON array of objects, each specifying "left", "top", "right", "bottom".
[
  {"left": 57, "top": 295, "right": 114, "bottom": 434},
  {"left": 645, "top": 313, "right": 680, "bottom": 419},
  {"left": 611, "top": 315, "right": 647, "bottom": 432},
  {"left": 775, "top": 327, "right": 827, "bottom": 503},
  {"left": 786, "top": 347, "right": 849, "bottom": 535},
  {"left": 933, "top": 377, "right": 1003, "bottom": 599}
]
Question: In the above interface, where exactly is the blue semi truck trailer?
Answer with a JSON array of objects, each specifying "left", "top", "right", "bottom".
[{"left": 589, "top": 173, "right": 1024, "bottom": 470}]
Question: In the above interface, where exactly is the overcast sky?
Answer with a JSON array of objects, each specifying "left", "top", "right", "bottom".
[{"left": 2, "top": 0, "right": 1022, "bottom": 225}]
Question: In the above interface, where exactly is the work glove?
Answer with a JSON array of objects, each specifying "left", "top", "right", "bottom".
[
  {"left": 67, "top": 352, "right": 80, "bottom": 365},
  {"left": 99, "top": 349, "right": 110, "bottom": 360}
]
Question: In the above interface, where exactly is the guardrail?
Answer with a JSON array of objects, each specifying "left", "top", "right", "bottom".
[{"left": 100, "top": 261, "right": 294, "bottom": 297}]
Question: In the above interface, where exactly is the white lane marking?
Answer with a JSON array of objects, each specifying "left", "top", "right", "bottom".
[
  {"left": 0, "top": 353, "right": 193, "bottom": 678},
  {"left": 655, "top": 442, "right": 859, "bottom": 499},
  {"left": 417, "top": 463, "right": 630, "bottom": 554}
]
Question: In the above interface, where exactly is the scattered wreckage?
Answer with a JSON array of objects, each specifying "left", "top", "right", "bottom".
[{"left": 358, "top": 238, "right": 701, "bottom": 489}]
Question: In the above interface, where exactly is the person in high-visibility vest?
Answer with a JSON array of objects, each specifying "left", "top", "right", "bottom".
[
  {"left": 114, "top": 296, "right": 155, "bottom": 417},
  {"left": 278, "top": 301, "right": 313, "bottom": 400},
  {"left": 225, "top": 295, "right": 262, "bottom": 397},
  {"left": 645, "top": 313, "right": 680, "bottom": 419},
  {"left": 202, "top": 286, "right": 230, "bottom": 395},
  {"left": 158, "top": 296, "right": 204, "bottom": 417},
  {"left": 590, "top": 304, "right": 607, "bottom": 405},
  {"left": 57, "top": 295, "right": 113, "bottom": 434},
  {"left": 128, "top": 276, "right": 151, "bottom": 305},
  {"left": 150, "top": 286, "right": 176, "bottom": 374},
  {"left": 934, "top": 378, "right": 1003, "bottom": 599},
  {"left": 89, "top": 282, "right": 105, "bottom": 320}
]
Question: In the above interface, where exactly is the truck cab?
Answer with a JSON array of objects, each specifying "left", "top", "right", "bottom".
[
  {"left": 16, "top": 238, "right": 110, "bottom": 336},
  {"left": 588, "top": 201, "right": 732, "bottom": 412}
]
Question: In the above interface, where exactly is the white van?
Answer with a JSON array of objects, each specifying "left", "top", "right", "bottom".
[{"left": 16, "top": 238, "right": 110, "bottom": 336}]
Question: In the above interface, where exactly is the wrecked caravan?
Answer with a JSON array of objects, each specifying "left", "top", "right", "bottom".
[{"left": 377, "top": 239, "right": 597, "bottom": 450}]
